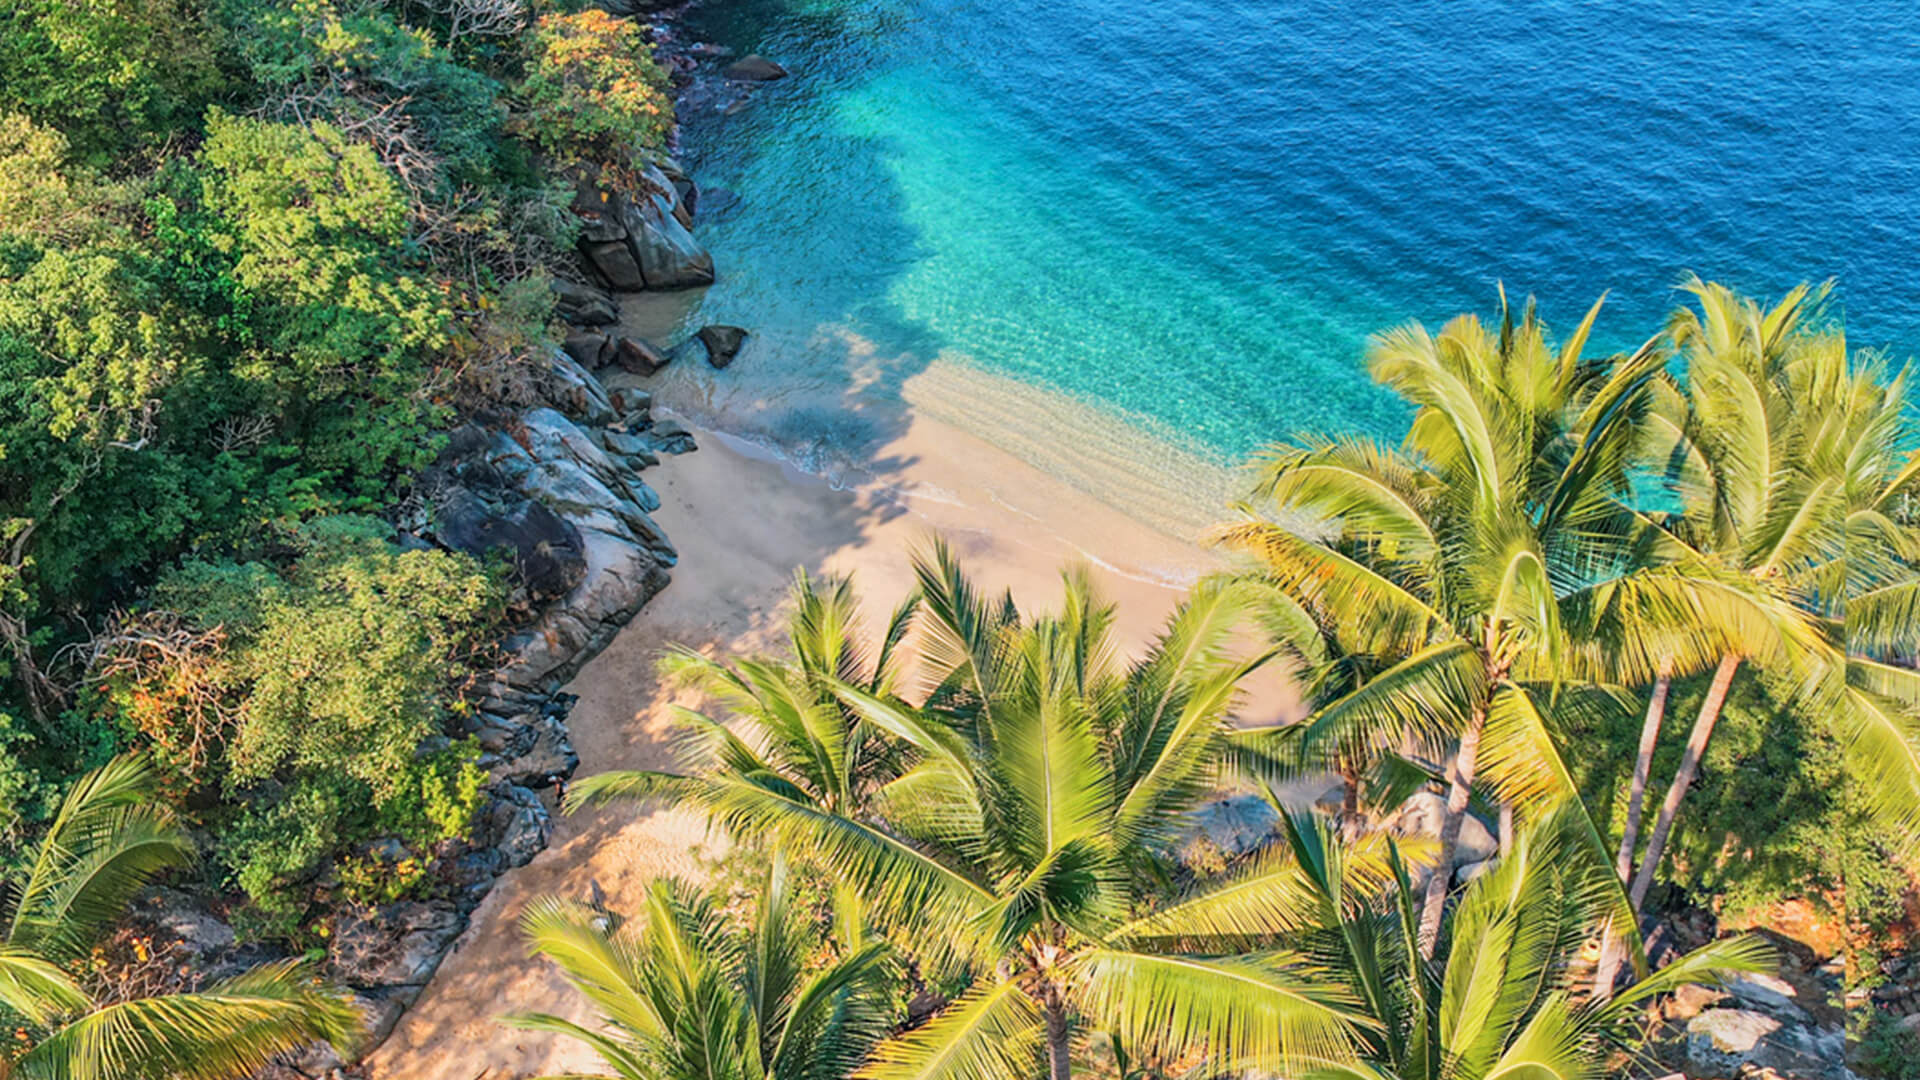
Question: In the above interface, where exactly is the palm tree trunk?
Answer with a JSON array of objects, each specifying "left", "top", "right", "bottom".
[
  {"left": 1044, "top": 996, "right": 1073, "bottom": 1080},
  {"left": 1617, "top": 668, "right": 1673, "bottom": 881},
  {"left": 1590, "top": 666, "right": 1673, "bottom": 998},
  {"left": 1627, "top": 654, "right": 1741, "bottom": 913},
  {"left": 1419, "top": 705, "right": 1486, "bottom": 957},
  {"left": 1497, "top": 800, "right": 1513, "bottom": 858}
]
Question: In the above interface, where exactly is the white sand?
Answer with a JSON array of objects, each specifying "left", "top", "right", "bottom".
[{"left": 365, "top": 400, "right": 1298, "bottom": 1078}]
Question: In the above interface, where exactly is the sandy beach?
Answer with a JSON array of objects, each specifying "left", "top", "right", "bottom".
[{"left": 365, "top": 396, "right": 1300, "bottom": 1078}]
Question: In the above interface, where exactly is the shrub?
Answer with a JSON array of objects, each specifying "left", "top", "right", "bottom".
[
  {"left": 148, "top": 516, "right": 500, "bottom": 799},
  {"left": 92, "top": 517, "right": 501, "bottom": 913},
  {"left": 514, "top": 10, "right": 673, "bottom": 172},
  {"left": 0, "top": 0, "right": 225, "bottom": 165},
  {"left": 197, "top": 109, "right": 451, "bottom": 388},
  {"left": 0, "top": 115, "right": 120, "bottom": 247}
]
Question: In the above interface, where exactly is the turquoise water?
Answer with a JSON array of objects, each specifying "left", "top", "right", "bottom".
[{"left": 660, "top": 0, "right": 1920, "bottom": 480}]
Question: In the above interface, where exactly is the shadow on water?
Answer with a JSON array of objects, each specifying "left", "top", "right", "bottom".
[
  {"left": 630, "top": 0, "right": 955, "bottom": 511},
  {"left": 365, "top": 9, "right": 969, "bottom": 1074}
]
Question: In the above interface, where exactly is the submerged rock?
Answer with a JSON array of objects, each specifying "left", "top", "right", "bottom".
[{"left": 724, "top": 53, "right": 788, "bottom": 81}]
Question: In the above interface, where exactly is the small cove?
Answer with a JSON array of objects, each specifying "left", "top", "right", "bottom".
[{"left": 651, "top": 0, "right": 1919, "bottom": 528}]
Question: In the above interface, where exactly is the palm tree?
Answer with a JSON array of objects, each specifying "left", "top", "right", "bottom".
[
  {"left": 1592, "top": 280, "right": 1920, "bottom": 988},
  {"left": 508, "top": 858, "right": 894, "bottom": 1080},
  {"left": 575, "top": 570, "right": 919, "bottom": 818},
  {"left": 0, "top": 755, "right": 359, "bottom": 1080},
  {"left": 579, "top": 544, "right": 1371, "bottom": 1079},
  {"left": 1212, "top": 291, "right": 1746, "bottom": 954},
  {"left": 1133, "top": 799, "right": 1772, "bottom": 1080}
]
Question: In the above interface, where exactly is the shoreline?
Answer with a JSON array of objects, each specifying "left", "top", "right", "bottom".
[
  {"left": 366, "top": 402, "right": 1302, "bottom": 1077},
  {"left": 366, "top": 6, "right": 1287, "bottom": 1073}
]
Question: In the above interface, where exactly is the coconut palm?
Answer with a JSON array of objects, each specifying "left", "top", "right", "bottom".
[
  {"left": 1590, "top": 280, "right": 1920, "bottom": 990},
  {"left": 508, "top": 858, "right": 893, "bottom": 1080},
  {"left": 579, "top": 543, "right": 1375, "bottom": 1079},
  {"left": 572, "top": 570, "right": 919, "bottom": 818},
  {"left": 1211, "top": 291, "right": 1766, "bottom": 954},
  {"left": 1139, "top": 800, "right": 1771, "bottom": 1080},
  {"left": 0, "top": 755, "right": 359, "bottom": 1080}
]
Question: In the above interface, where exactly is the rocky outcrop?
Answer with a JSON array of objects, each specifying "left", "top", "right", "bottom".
[
  {"left": 574, "top": 164, "right": 714, "bottom": 293},
  {"left": 551, "top": 278, "right": 618, "bottom": 327},
  {"left": 247, "top": 351, "right": 697, "bottom": 1068},
  {"left": 1684, "top": 1007, "right": 1849, "bottom": 1080},
  {"left": 418, "top": 356, "right": 684, "bottom": 702}
]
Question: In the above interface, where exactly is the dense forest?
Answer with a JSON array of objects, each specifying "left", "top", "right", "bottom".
[{"left": 0, "top": 3, "right": 678, "bottom": 1066}]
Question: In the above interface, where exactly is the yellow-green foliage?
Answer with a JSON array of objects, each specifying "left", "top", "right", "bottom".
[
  {"left": 150, "top": 516, "right": 499, "bottom": 800},
  {"left": 198, "top": 110, "right": 451, "bottom": 386},
  {"left": 0, "top": 115, "right": 121, "bottom": 247},
  {"left": 515, "top": 10, "right": 674, "bottom": 171},
  {"left": 106, "top": 516, "right": 503, "bottom": 911},
  {"left": 0, "top": 0, "right": 225, "bottom": 164}
]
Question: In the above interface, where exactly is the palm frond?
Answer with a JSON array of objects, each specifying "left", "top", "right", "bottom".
[
  {"left": 0, "top": 944, "right": 89, "bottom": 1023},
  {"left": 1076, "top": 948, "right": 1369, "bottom": 1074},
  {"left": 16, "top": 959, "right": 358, "bottom": 1080},
  {"left": 8, "top": 756, "right": 192, "bottom": 959},
  {"left": 854, "top": 979, "right": 1043, "bottom": 1080},
  {"left": 519, "top": 896, "right": 666, "bottom": 1043}
]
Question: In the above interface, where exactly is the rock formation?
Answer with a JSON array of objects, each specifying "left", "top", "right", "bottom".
[{"left": 573, "top": 163, "right": 714, "bottom": 292}]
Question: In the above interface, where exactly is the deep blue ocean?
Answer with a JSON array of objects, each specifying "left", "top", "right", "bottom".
[{"left": 657, "top": 0, "right": 1920, "bottom": 488}]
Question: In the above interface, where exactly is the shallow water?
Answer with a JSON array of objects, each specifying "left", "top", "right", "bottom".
[{"left": 652, "top": 0, "right": 1920, "bottom": 516}]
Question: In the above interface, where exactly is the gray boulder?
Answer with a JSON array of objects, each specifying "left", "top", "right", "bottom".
[
  {"left": 563, "top": 332, "right": 612, "bottom": 369},
  {"left": 724, "top": 54, "right": 788, "bottom": 80},
  {"left": 600, "top": 428, "right": 662, "bottom": 470},
  {"left": 696, "top": 324, "right": 749, "bottom": 368},
  {"left": 329, "top": 902, "right": 464, "bottom": 990},
  {"left": 488, "top": 786, "right": 552, "bottom": 868},
  {"left": 620, "top": 186, "right": 715, "bottom": 290},
  {"left": 1388, "top": 790, "right": 1499, "bottom": 867},
  {"left": 1684, "top": 1007, "right": 1850, "bottom": 1080},
  {"left": 489, "top": 713, "right": 579, "bottom": 788},
  {"left": 646, "top": 416, "right": 698, "bottom": 455},
  {"left": 576, "top": 167, "right": 714, "bottom": 292},
  {"left": 429, "top": 486, "right": 586, "bottom": 604},
  {"left": 544, "top": 349, "right": 618, "bottom": 425},
  {"left": 551, "top": 278, "right": 618, "bottom": 326},
  {"left": 1724, "top": 972, "right": 1809, "bottom": 1022},
  {"left": 582, "top": 239, "right": 646, "bottom": 291}
]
